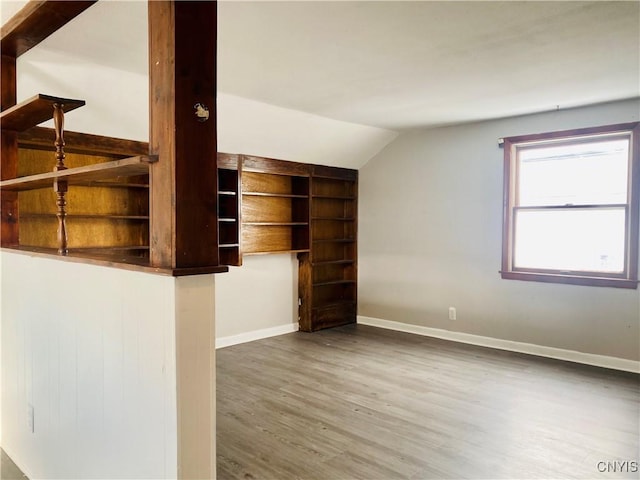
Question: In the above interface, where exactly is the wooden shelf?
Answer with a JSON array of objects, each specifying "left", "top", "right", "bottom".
[
  {"left": 1, "top": 1, "right": 96, "bottom": 57},
  {"left": 74, "top": 181, "right": 149, "bottom": 189},
  {"left": 313, "top": 238, "right": 356, "bottom": 243},
  {"left": 312, "top": 299, "right": 356, "bottom": 310},
  {"left": 18, "top": 127, "right": 149, "bottom": 159},
  {"left": 244, "top": 248, "right": 309, "bottom": 256},
  {"left": 219, "top": 190, "right": 237, "bottom": 196},
  {"left": 21, "top": 213, "right": 149, "bottom": 220},
  {"left": 70, "top": 245, "right": 150, "bottom": 252},
  {"left": 311, "top": 194, "right": 356, "bottom": 200},
  {"left": 220, "top": 243, "right": 239, "bottom": 248},
  {"left": 313, "top": 279, "right": 356, "bottom": 287},
  {"left": 243, "top": 192, "right": 308, "bottom": 199},
  {"left": 0, "top": 155, "right": 157, "bottom": 191},
  {"left": 312, "top": 217, "right": 356, "bottom": 221},
  {"left": 244, "top": 222, "right": 308, "bottom": 226},
  {"left": 1, "top": 94, "right": 85, "bottom": 132},
  {"left": 219, "top": 218, "right": 237, "bottom": 223},
  {"left": 312, "top": 259, "right": 355, "bottom": 266}
]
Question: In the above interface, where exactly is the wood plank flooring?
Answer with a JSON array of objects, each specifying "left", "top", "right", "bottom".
[{"left": 216, "top": 324, "right": 640, "bottom": 480}]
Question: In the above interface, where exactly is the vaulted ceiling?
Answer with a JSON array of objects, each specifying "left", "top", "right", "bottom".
[{"left": 2, "top": 0, "right": 639, "bottom": 132}]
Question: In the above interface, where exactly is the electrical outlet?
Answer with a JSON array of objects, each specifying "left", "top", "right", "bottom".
[
  {"left": 448, "top": 307, "right": 457, "bottom": 321},
  {"left": 27, "top": 404, "right": 34, "bottom": 433}
]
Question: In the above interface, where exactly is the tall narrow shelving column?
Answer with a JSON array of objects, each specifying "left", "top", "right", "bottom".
[{"left": 299, "top": 166, "right": 357, "bottom": 332}]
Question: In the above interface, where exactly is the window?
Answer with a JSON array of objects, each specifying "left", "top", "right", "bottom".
[{"left": 501, "top": 122, "right": 639, "bottom": 288}]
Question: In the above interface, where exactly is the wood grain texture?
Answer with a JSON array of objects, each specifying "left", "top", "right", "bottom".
[
  {"left": 0, "top": 94, "right": 84, "bottom": 132},
  {"left": 217, "top": 324, "right": 640, "bottom": 479},
  {"left": 243, "top": 155, "right": 310, "bottom": 177},
  {"left": 16, "top": 149, "right": 150, "bottom": 251},
  {"left": 1, "top": 53, "right": 18, "bottom": 246},
  {"left": 0, "top": 0, "right": 96, "bottom": 57},
  {"left": 1, "top": 54, "right": 16, "bottom": 109},
  {"left": 1, "top": 155, "right": 155, "bottom": 191},
  {"left": 148, "top": 0, "right": 219, "bottom": 269},
  {"left": 18, "top": 126, "right": 149, "bottom": 158}
]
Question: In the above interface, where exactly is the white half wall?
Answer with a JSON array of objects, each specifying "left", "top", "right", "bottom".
[
  {"left": 215, "top": 255, "right": 299, "bottom": 344},
  {"left": 359, "top": 98, "right": 640, "bottom": 362},
  {"left": 1, "top": 251, "right": 179, "bottom": 479}
]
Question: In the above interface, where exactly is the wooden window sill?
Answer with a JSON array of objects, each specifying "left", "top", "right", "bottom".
[{"left": 500, "top": 270, "right": 638, "bottom": 289}]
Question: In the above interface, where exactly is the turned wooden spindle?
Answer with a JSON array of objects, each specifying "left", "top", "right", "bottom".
[{"left": 52, "top": 103, "right": 68, "bottom": 255}]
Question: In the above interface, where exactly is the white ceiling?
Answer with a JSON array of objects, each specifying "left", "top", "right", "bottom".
[{"left": 2, "top": 1, "right": 639, "bottom": 132}]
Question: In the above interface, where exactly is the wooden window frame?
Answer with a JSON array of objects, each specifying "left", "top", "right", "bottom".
[{"left": 501, "top": 122, "right": 640, "bottom": 289}]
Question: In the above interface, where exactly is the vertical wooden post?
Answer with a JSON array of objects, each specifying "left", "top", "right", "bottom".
[
  {"left": 53, "top": 103, "right": 68, "bottom": 254},
  {"left": 298, "top": 252, "right": 312, "bottom": 331},
  {"left": 148, "top": 0, "right": 219, "bottom": 270},
  {"left": 1, "top": 53, "right": 19, "bottom": 247}
]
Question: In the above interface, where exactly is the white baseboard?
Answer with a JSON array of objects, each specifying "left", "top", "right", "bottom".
[
  {"left": 357, "top": 315, "right": 640, "bottom": 374},
  {"left": 216, "top": 323, "right": 298, "bottom": 349}
]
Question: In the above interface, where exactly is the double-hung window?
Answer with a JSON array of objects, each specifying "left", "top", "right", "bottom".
[{"left": 501, "top": 122, "right": 639, "bottom": 288}]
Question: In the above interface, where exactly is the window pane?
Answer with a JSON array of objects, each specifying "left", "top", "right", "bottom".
[
  {"left": 514, "top": 208, "right": 626, "bottom": 273},
  {"left": 518, "top": 138, "right": 629, "bottom": 206}
]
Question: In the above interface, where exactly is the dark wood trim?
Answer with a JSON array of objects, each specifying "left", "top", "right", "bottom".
[
  {"left": 502, "top": 122, "right": 640, "bottom": 145},
  {"left": 501, "top": 122, "right": 640, "bottom": 289},
  {"left": 18, "top": 127, "right": 149, "bottom": 158},
  {"left": 297, "top": 252, "right": 312, "bottom": 331},
  {"left": 148, "top": 0, "right": 219, "bottom": 269},
  {"left": 312, "top": 164, "right": 358, "bottom": 180},
  {"left": 1, "top": 1, "right": 96, "bottom": 57},
  {"left": 500, "top": 270, "right": 638, "bottom": 289},
  {"left": 1, "top": 54, "right": 18, "bottom": 246},
  {"left": 1, "top": 54, "right": 16, "bottom": 109},
  {"left": 217, "top": 152, "right": 240, "bottom": 170},
  {"left": 1, "top": 246, "right": 228, "bottom": 276},
  {"left": 501, "top": 138, "right": 513, "bottom": 275},
  {"left": 243, "top": 155, "right": 311, "bottom": 176},
  {"left": 0, "top": 131, "right": 19, "bottom": 246},
  {"left": 627, "top": 122, "right": 640, "bottom": 284}
]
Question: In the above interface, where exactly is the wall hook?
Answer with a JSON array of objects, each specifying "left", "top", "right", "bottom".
[{"left": 194, "top": 103, "right": 210, "bottom": 122}]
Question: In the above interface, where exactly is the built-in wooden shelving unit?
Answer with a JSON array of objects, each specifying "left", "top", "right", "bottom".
[
  {"left": 213, "top": 154, "right": 358, "bottom": 331},
  {"left": 2, "top": 0, "right": 227, "bottom": 276},
  {"left": 299, "top": 166, "right": 358, "bottom": 331},
  {"left": 0, "top": 89, "right": 156, "bottom": 258}
]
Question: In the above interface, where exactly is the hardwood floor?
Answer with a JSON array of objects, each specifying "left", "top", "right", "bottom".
[{"left": 216, "top": 324, "right": 639, "bottom": 480}]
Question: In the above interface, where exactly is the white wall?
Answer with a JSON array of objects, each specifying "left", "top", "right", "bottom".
[
  {"left": 1, "top": 252, "right": 178, "bottom": 479},
  {"left": 359, "top": 98, "right": 640, "bottom": 361}
]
